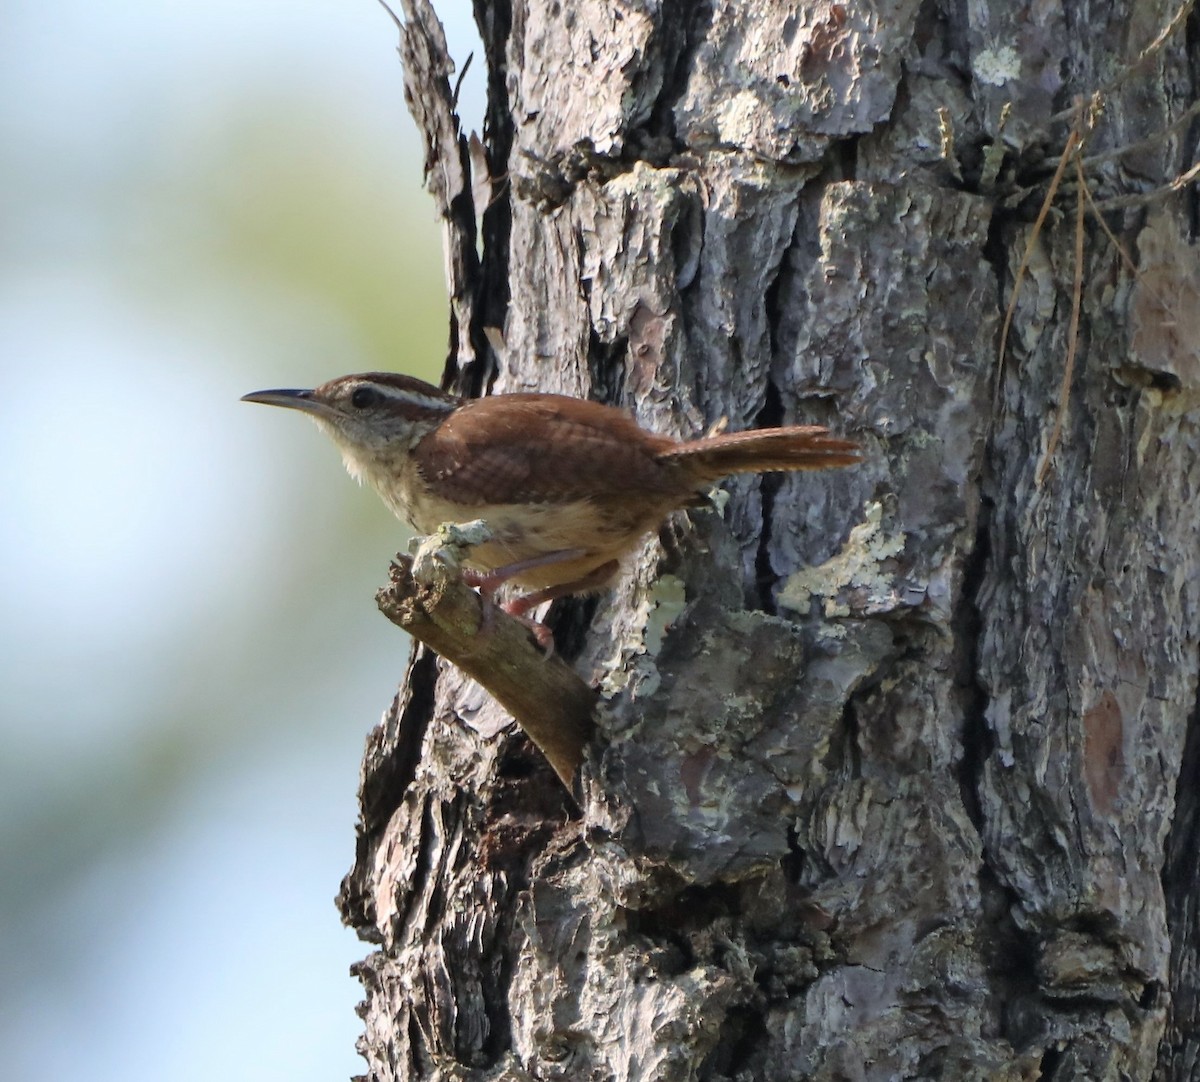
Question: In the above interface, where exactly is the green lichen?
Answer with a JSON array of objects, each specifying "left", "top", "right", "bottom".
[{"left": 777, "top": 501, "right": 905, "bottom": 617}]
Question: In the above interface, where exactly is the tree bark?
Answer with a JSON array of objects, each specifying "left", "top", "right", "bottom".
[{"left": 339, "top": 1, "right": 1200, "bottom": 1078}]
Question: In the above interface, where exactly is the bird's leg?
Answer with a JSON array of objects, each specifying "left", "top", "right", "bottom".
[
  {"left": 461, "top": 553, "right": 620, "bottom": 654},
  {"left": 452, "top": 548, "right": 588, "bottom": 654},
  {"left": 417, "top": 529, "right": 617, "bottom": 652},
  {"left": 499, "top": 560, "right": 621, "bottom": 654},
  {"left": 460, "top": 548, "right": 591, "bottom": 597},
  {"left": 501, "top": 560, "right": 621, "bottom": 617}
]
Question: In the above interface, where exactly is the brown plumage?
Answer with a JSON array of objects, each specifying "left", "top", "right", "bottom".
[
  {"left": 242, "top": 373, "right": 861, "bottom": 620},
  {"left": 414, "top": 394, "right": 859, "bottom": 505}
]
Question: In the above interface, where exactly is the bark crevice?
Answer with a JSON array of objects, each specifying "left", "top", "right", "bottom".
[
  {"left": 338, "top": 646, "right": 439, "bottom": 934},
  {"left": 955, "top": 504, "right": 994, "bottom": 836},
  {"left": 1158, "top": 675, "right": 1200, "bottom": 1079},
  {"left": 751, "top": 379, "right": 786, "bottom": 615}
]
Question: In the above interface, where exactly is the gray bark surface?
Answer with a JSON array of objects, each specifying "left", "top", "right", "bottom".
[{"left": 339, "top": 1, "right": 1200, "bottom": 1078}]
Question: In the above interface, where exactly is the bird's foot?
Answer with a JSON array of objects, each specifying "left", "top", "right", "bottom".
[{"left": 408, "top": 519, "right": 495, "bottom": 587}]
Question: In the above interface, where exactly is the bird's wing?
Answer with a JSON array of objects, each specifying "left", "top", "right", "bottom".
[{"left": 413, "top": 394, "right": 680, "bottom": 507}]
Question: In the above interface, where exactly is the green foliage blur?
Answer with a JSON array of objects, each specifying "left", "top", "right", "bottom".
[{"left": 0, "top": 5, "right": 467, "bottom": 1079}]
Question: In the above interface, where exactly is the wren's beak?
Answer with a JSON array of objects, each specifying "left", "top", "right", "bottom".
[{"left": 241, "top": 388, "right": 327, "bottom": 417}]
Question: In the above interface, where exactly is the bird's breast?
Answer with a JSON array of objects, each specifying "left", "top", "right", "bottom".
[{"left": 361, "top": 453, "right": 674, "bottom": 590}]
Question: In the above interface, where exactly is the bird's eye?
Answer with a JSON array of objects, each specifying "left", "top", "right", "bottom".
[{"left": 350, "top": 387, "right": 378, "bottom": 409}]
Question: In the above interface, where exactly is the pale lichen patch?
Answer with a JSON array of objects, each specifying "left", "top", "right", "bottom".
[
  {"left": 974, "top": 44, "right": 1021, "bottom": 86},
  {"left": 777, "top": 501, "right": 906, "bottom": 617},
  {"left": 643, "top": 574, "right": 687, "bottom": 656},
  {"left": 598, "top": 570, "right": 687, "bottom": 700},
  {"left": 714, "top": 89, "right": 767, "bottom": 146}
]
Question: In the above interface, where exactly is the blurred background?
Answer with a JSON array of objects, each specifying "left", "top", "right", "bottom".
[{"left": 1, "top": 2, "right": 483, "bottom": 1078}]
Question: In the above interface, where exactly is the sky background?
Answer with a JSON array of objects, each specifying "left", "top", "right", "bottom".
[{"left": 1, "top": 2, "right": 484, "bottom": 1078}]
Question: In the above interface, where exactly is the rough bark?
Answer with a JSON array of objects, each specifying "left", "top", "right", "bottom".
[{"left": 339, "top": 0, "right": 1200, "bottom": 1079}]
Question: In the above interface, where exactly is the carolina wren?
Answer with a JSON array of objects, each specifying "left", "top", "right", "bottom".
[{"left": 242, "top": 372, "right": 860, "bottom": 634}]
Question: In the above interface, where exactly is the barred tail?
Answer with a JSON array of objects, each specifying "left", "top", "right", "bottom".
[{"left": 659, "top": 426, "right": 861, "bottom": 483}]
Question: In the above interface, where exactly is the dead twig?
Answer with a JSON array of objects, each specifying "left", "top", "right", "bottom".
[
  {"left": 376, "top": 554, "right": 597, "bottom": 791},
  {"left": 1045, "top": 0, "right": 1196, "bottom": 127},
  {"left": 993, "top": 127, "right": 1083, "bottom": 414},
  {"left": 1035, "top": 152, "right": 1088, "bottom": 485},
  {"left": 1091, "top": 159, "right": 1200, "bottom": 211}
]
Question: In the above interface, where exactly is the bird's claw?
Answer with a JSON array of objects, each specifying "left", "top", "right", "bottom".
[{"left": 409, "top": 519, "right": 494, "bottom": 587}]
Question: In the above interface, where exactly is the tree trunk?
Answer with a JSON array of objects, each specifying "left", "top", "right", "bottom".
[{"left": 338, "top": 1, "right": 1200, "bottom": 1078}]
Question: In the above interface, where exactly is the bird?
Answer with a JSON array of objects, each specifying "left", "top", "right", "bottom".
[{"left": 242, "top": 372, "right": 860, "bottom": 644}]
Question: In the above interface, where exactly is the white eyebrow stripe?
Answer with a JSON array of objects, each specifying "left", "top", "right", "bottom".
[{"left": 365, "top": 383, "right": 457, "bottom": 413}]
